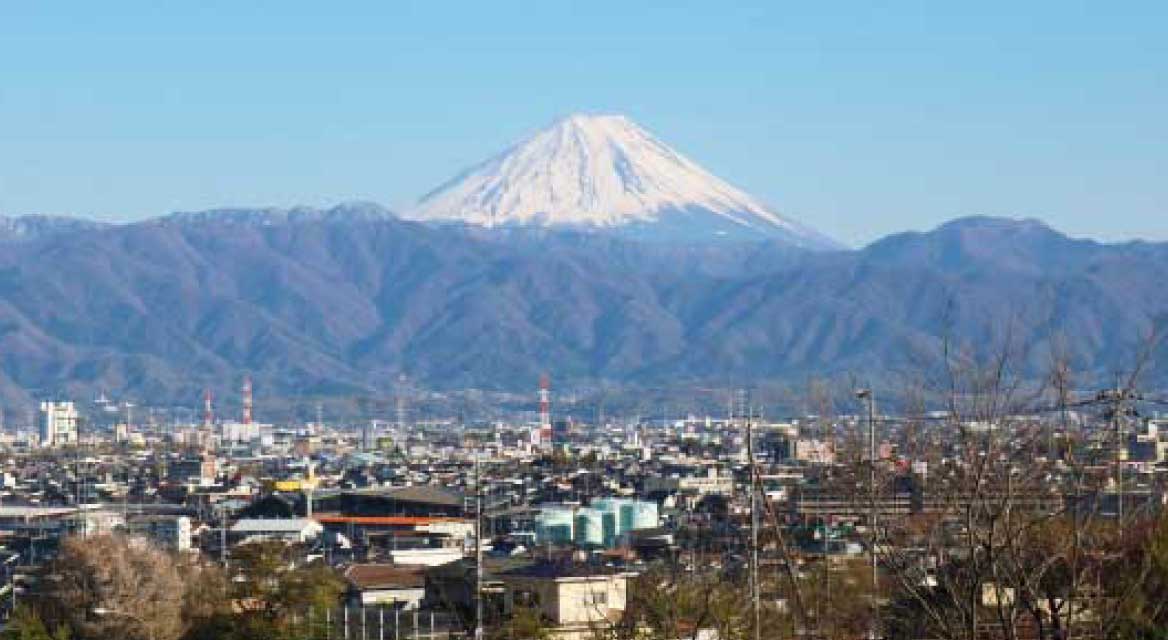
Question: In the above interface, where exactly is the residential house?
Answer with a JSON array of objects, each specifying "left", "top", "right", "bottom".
[{"left": 344, "top": 564, "right": 427, "bottom": 609}]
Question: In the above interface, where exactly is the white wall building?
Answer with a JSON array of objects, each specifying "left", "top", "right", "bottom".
[
  {"left": 643, "top": 466, "right": 734, "bottom": 497},
  {"left": 129, "top": 515, "right": 193, "bottom": 551},
  {"left": 221, "top": 420, "right": 265, "bottom": 444},
  {"left": 344, "top": 564, "right": 426, "bottom": 609},
  {"left": 39, "top": 401, "right": 79, "bottom": 447},
  {"left": 386, "top": 547, "right": 465, "bottom": 567},
  {"left": 501, "top": 567, "right": 633, "bottom": 639}
]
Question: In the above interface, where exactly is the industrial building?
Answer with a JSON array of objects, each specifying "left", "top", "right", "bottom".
[{"left": 534, "top": 498, "right": 658, "bottom": 548}]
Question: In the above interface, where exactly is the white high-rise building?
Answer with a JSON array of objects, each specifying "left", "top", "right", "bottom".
[{"left": 39, "top": 401, "right": 79, "bottom": 447}]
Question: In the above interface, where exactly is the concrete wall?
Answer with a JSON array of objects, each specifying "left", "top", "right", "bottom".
[
  {"left": 503, "top": 574, "right": 628, "bottom": 626},
  {"left": 357, "top": 586, "right": 426, "bottom": 609}
]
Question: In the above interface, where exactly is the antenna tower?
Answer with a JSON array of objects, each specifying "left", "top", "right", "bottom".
[
  {"left": 242, "top": 376, "right": 253, "bottom": 425},
  {"left": 539, "top": 373, "right": 552, "bottom": 445},
  {"left": 203, "top": 389, "right": 214, "bottom": 429}
]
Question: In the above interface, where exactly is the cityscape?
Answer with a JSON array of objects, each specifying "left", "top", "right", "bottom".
[
  {"left": 1, "top": 3, "right": 1166, "bottom": 640},
  {"left": 2, "top": 366, "right": 1167, "bottom": 640}
]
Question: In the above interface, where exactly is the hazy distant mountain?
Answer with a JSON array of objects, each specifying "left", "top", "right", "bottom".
[
  {"left": 0, "top": 209, "right": 1163, "bottom": 412},
  {"left": 409, "top": 114, "right": 841, "bottom": 249},
  {"left": 0, "top": 214, "right": 108, "bottom": 241},
  {"left": 160, "top": 201, "right": 396, "bottom": 227}
]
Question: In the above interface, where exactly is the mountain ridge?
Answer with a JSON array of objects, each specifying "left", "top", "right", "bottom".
[
  {"left": 0, "top": 212, "right": 1163, "bottom": 413},
  {"left": 0, "top": 214, "right": 110, "bottom": 241}
]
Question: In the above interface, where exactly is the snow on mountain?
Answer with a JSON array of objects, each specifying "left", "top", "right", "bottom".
[
  {"left": 409, "top": 114, "right": 841, "bottom": 248},
  {"left": 0, "top": 214, "right": 108, "bottom": 241},
  {"left": 159, "top": 201, "right": 397, "bottom": 226}
]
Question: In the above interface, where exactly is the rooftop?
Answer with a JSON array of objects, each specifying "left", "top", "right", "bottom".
[
  {"left": 344, "top": 564, "right": 426, "bottom": 590},
  {"left": 346, "top": 485, "right": 466, "bottom": 508},
  {"left": 231, "top": 518, "right": 320, "bottom": 533},
  {"left": 498, "top": 560, "right": 631, "bottom": 580}
]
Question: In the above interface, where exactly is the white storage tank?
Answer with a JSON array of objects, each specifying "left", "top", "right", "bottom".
[
  {"left": 573, "top": 508, "right": 605, "bottom": 546},
  {"left": 535, "top": 506, "right": 576, "bottom": 545},
  {"left": 631, "top": 500, "right": 659, "bottom": 531}
]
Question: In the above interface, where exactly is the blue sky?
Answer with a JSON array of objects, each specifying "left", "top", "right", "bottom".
[{"left": 1, "top": 1, "right": 1164, "bottom": 246}]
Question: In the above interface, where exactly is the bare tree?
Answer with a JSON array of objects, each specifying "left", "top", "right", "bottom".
[
  {"left": 874, "top": 326, "right": 1165, "bottom": 640},
  {"left": 39, "top": 534, "right": 185, "bottom": 640}
]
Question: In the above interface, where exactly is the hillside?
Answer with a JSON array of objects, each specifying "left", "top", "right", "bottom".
[{"left": 0, "top": 209, "right": 1164, "bottom": 413}]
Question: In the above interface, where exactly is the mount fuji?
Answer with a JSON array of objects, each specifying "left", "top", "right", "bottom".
[{"left": 408, "top": 114, "right": 842, "bottom": 249}]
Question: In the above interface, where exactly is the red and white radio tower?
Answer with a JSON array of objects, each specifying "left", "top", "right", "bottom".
[
  {"left": 241, "top": 376, "right": 253, "bottom": 425},
  {"left": 203, "top": 388, "right": 214, "bottom": 428},
  {"left": 539, "top": 373, "right": 552, "bottom": 445}
]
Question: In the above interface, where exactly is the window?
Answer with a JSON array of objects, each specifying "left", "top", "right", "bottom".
[
  {"left": 585, "top": 590, "right": 607, "bottom": 605},
  {"left": 515, "top": 589, "right": 540, "bottom": 607}
]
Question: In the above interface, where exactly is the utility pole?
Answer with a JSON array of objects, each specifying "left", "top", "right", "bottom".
[
  {"left": 745, "top": 394, "right": 760, "bottom": 640},
  {"left": 219, "top": 504, "right": 228, "bottom": 567},
  {"left": 856, "top": 388, "right": 878, "bottom": 639},
  {"left": 1113, "top": 385, "right": 1125, "bottom": 526},
  {"left": 814, "top": 386, "right": 834, "bottom": 639},
  {"left": 1098, "top": 385, "right": 1137, "bottom": 526},
  {"left": 474, "top": 451, "right": 484, "bottom": 640}
]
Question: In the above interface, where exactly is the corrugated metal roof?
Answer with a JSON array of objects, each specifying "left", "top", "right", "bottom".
[
  {"left": 347, "top": 485, "right": 465, "bottom": 508},
  {"left": 230, "top": 518, "right": 320, "bottom": 533},
  {"left": 314, "top": 515, "right": 467, "bottom": 526}
]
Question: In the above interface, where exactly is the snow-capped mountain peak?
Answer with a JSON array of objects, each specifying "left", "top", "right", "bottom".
[{"left": 409, "top": 113, "right": 840, "bottom": 248}]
